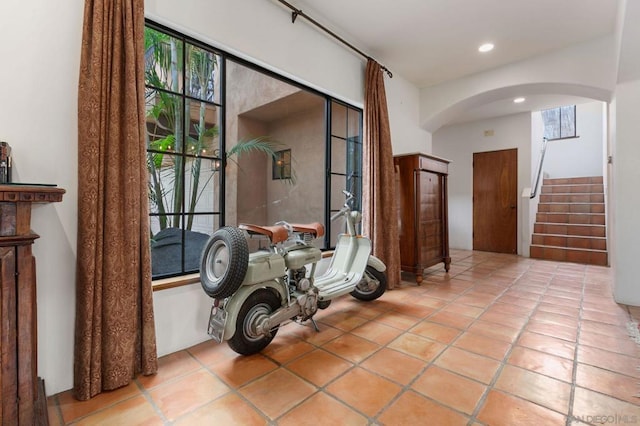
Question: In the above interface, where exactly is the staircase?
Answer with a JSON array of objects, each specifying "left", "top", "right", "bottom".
[{"left": 529, "top": 176, "right": 608, "bottom": 266}]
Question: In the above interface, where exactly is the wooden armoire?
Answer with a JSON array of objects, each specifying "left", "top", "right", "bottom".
[
  {"left": 394, "top": 153, "right": 450, "bottom": 283},
  {"left": 0, "top": 184, "right": 65, "bottom": 425}
]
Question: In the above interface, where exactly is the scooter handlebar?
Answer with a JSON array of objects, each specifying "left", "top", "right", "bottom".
[
  {"left": 330, "top": 206, "right": 349, "bottom": 221},
  {"left": 331, "top": 189, "right": 356, "bottom": 221}
]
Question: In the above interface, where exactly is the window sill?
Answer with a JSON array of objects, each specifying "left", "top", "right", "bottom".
[
  {"left": 152, "top": 273, "right": 200, "bottom": 292},
  {"left": 547, "top": 135, "right": 580, "bottom": 141}
]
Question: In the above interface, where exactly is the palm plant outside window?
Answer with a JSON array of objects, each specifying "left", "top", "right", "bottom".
[{"left": 145, "top": 26, "right": 222, "bottom": 278}]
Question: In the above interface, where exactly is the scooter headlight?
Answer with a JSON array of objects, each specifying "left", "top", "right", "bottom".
[{"left": 350, "top": 211, "right": 362, "bottom": 224}]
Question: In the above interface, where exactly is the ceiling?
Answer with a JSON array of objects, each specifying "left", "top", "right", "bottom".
[{"left": 281, "top": 0, "right": 620, "bottom": 126}]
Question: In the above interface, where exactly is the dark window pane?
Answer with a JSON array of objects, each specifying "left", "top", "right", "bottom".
[
  {"left": 144, "top": 28, "right": 183, "bottom": 93},
  {"left": 184, "top": 100, "right": 220, "bottom": 157},
  {"left": 186, "top": 44, "right": 220, "bottom": 103},
  {"left": 272, "top": 149, "right": 292, "bottom": 180},
  {"left": 148, "top": 153, "right": 184, "bottom": 218},
  {"left": 184, "top": 157, "right": 220, "bottom": 214},
  {"left": 542, "top": 107, "right": 560, "bottom": 139},
  {"left": 329, "top": 174, "right": 348, "bottom": 247},
  {"left": 347, "top": 107, "right": 362, "bottom": 140},
  {"left": 150, "top": 216, "right": 219, "bottom": 279},
  {"left": 146, "top": 90, "right": 185, "bottom": 153},
  {"left": 331, "top": 101, "right": 347, "bottom": 138},
  {"left": 560, "top": 105, "right": 576, "bottom": 138},
  {"left": 331, "top": 136, "right": 347, "bottom": 175}
]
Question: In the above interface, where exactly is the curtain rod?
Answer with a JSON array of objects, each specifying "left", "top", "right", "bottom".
[{"left": 275, "top": 0, "right": 393, "bottom": 78}]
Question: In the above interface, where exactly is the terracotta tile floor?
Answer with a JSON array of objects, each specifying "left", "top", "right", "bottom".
[{"left": 48, "top": 250, "right": 640, "bottom": 425}]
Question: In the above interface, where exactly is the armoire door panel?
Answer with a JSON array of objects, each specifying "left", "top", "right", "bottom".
[{"left": 394, "top": 154, "right": 450, "bottom": 283}]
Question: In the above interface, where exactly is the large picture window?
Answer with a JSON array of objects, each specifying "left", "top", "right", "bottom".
[
  {"left": 145, "top": 22, "right": 363, "bottom": 280},
  {"left": 541, "top": 105, "right": 576, "bottom": 140}
]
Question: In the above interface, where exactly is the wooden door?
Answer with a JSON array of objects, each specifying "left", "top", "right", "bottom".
[{"left": 473, "top": 149, "right": 517, "bottom": 253}]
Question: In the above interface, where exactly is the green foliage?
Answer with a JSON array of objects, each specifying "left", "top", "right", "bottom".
[{"left": 144, "top": 27, "right": 294, "bottom": 232}]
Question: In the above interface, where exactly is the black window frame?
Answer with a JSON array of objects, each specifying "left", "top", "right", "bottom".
[{"left": 145, "top": 19, "right": 364, "bottom": 280}]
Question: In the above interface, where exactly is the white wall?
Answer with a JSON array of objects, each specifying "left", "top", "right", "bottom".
[
  {"left": 541, "top": 102, "right": 605, "bottom": 178},
  {"left": 529, "top": 112, "right": 545, "bottom": 254},
  {"left": 612, "top": 79, "right": 640, "bottom": 305},
  {"left": 0, "top": 0, "right": 428, "bottom": 396},
  {"left": 0, "top": 0, "right": 82, "bottom": 397},
  {"left": 385, "top": 74, "right": 433, "bottom": 154},
  {"left": 432, "top": 113, "right": 532, "bottom": 254}
]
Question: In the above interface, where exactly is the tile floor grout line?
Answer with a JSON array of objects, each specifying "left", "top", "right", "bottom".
[
  {"left": 277, "top": 344, "right": 385, "bottom": 422},
  {"left": 273, "top": 310, "right": 449, "bottom": 424},
  {"left": 371, "top": 257, "right": 534, "bottom": 424},
  {"left": 264, "top": 308, "right": 406, "bottom": 423},
  {"left": 565, "top": 263, "right": 587, "bottom": 426},
  {"left": 466, "top": 258, "right": 553, "bottom": 424},
  {"left": 183, "top": 341, "right": 292, "bottom": 424},
  {"left": 60, "top": 389, "right": 144, "bottom": 425},
  {"left": 201, "top": 360, "right": 283, "bottom": 425},
  {"left": 132, "top": 377, "right": 170, "bottom": 425},
  {"left": 504, "top": 265, "right": 591, "bottom": 420},
  {"left": 337, "top": 255, "right": 494, "bottom": 423},
  {"left": 49, "top": 393, "right": 65, "bottom": 425}
]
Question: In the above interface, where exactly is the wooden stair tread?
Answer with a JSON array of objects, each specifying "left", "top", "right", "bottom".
[
  {"left": 530, "top": 244, "right": 607, "bottom": 252},
  {"left": 534, "top": 222, "right": 604, "bottom": 226},
  {"left": 532, "top": 176, "right": 607, "bottom": 266},
  {"left": 542, "top": 177, "right": 603, "bottom": 184},
  {"left": 531, "top": 233, "right": 606, "bottom": 239}
]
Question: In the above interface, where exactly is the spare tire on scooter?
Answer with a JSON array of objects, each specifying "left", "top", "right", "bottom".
[{"left": 200, "top": 226, "right": 249, "bottom": 299}]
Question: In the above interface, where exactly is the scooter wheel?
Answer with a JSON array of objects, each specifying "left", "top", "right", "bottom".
[
  {"left": 350, "top": 265, "right": 387, "bottom": 301},
  {"left": 228, "top": 288, "right": 280, "bottom": 355},
  {"left": 200, "top": 226, "right": 249, "bottom": 299}
]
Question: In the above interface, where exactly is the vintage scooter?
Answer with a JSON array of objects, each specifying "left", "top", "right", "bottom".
[{"left": 199, "top": 191, "right": 387, "bottom": 355}]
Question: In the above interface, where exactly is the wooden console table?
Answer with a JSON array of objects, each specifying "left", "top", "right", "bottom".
[{"left": 0, "top": 184, "right": 65, "bottom": 425}]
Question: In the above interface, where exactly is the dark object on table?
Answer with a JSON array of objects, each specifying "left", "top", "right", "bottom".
[{"left": 0, "top": 141, "right": 12, "bottom": 183}]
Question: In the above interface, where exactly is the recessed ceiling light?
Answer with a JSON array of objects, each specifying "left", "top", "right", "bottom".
[
  {"left": 478, "top": 43, "right": 494, "bottom": 53},
  {"left": 513, "top": 97, "right": 526, "bottom": 103}
]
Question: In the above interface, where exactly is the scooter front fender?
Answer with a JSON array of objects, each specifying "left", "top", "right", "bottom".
[
  {"left": 367, "top": 255, "right": 386, "bottom": 273},
  {"left": 220, "top": 280, "right": 287, "bottom": 341}
]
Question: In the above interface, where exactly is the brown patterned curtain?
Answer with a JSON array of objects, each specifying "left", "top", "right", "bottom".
[
  {"left": 74, "top": 0, "right": 157, "bottom": 400},
  {"left": 363, "top": 59, "right": 401, "bottom": 289}
]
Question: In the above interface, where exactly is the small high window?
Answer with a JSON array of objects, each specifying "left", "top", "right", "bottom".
[
  {"left": 272, "top": 149, "right": 292, "bottom": 180},
  {"left": 541, "top": 105, "right": 576, "bottom": 140}
]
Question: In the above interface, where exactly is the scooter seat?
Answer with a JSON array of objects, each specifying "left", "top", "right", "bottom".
[
  {"left": 290, "top": 222, "right": 325, "bottom": 238},
  {"left": 239, "top": 223, "right": 289, "bottom": 244}
]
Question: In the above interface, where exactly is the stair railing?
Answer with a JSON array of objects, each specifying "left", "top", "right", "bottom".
[{"left": 530, "top": 137, "right": 548, "bottom": 199}]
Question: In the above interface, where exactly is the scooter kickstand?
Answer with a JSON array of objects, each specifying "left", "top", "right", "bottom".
[{"left": 310, "top": 318, "right": 320, "bottom": 333}]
